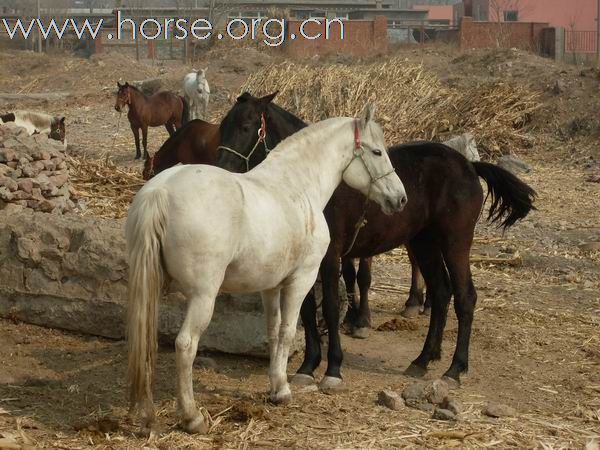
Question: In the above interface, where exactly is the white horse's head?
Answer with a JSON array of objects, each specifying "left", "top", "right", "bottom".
[
  {"left": 196, "top": 67, "right": 207, "bottom": 81},
  {"left": 342, "top": 103, "right": 407, "bottom": 215}
]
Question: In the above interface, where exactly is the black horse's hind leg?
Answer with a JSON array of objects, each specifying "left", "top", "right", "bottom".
[
  {"left": 294, "top": 288, "right": 321, "bottom": 383},
  {"left": 131, "top": 125, "right": 141, "bottom": 160},
  {"left": 440, "top": 233, "right": 477, "bottom": 383},
  {"left": 352, "top": 257, "right": 372, "bottom": 339},
  {"left": 141, "top": 125, "right": 150, "bottom": 160},
  {"left": 320, "top": 250, "right": 344, "bottom": 386},
  {"left": 405, "top": 231, "right": 451, "bottom": 378},
  {"left": 341, "top": 258, "right": 358, "bottom": 327},
  {"left": 402, "top": 244, "right": 427, "bottom": 318}
]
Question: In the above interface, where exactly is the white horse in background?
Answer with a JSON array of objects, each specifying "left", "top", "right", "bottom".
[
  {"left": 182, "top": 68, "right": 210, "bottom": 120},
  {"left": 0, "top": 110, "right": 66, "bottom": 147},
  {"left": 125, "top": 104, "right": 407, "bottom": 435}
]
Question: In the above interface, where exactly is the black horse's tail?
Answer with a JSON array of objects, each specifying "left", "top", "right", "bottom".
[
  {"left": 473, "top": 161, "right": 537, "bottom": 230},
  {"left": 180, "top": 96, "right": 190, "bottom": 125}
]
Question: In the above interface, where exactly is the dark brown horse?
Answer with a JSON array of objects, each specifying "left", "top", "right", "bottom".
[
  {"left": 216, "top": 94, "right": 536, "bottom": 386},
  {"left": 114, "top": 81, "right": 188, "bottom": 160},
  {"left": 142, "top": 119, "right": 220, "bottom": 180}
]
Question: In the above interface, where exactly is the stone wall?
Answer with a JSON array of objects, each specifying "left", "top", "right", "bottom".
[
  {"left": 0, "top": 122, "right": 73, "bottom": 214},
  {"left": 0, "top": 210, "right": 303, "bottom": 357}
]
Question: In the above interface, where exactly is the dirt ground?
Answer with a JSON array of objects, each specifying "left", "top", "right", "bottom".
[{"left": 0, "top": 45, "right": 599, "bottom": 449}]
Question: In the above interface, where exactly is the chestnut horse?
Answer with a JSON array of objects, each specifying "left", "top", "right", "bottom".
[
  {"left": 114, "top": 81, "right": 188, "bottom": 160},
  {"left": 216, "top": 94, "right": 537, "bottom": 387},
  {"left": 142, "top": 119, "right": 220, "bottom": 180}
]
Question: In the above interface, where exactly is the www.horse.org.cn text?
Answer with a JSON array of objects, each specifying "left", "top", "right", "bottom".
[{"left": 0, "top": 10, "right": 346, "bottom": 48}]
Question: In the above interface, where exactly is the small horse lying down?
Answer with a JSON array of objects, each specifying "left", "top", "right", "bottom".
[
  {"left": 0, "top": 111, "right": 66, "bottom": 145},
  {"left": 125, "top": 104, "right": 407, "bottom": 434}
]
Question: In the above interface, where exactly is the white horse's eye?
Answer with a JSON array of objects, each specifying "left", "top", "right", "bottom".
[{"left": 372, "top": 149, "right": 383, "bottom": 156}]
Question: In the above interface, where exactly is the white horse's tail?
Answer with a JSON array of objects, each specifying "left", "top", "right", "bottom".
[{"left": 125, "top": 188, "right": 169, "bottom": 417}]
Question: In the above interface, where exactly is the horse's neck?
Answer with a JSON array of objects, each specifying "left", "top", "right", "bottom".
[
  {"left": 128, "top": 89, "right": 146, "bottom": 116},
  {"left": 253, "top": 118, "right": 351, "bottom": 212}
]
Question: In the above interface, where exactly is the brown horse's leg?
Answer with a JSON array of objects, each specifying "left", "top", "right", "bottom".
[
  {"left": 402, "top": 244, "right": 427, "bottom": 318},
  {"left": 131, "top": 125, "right": 141, "bottom": 160},
  {"left": 141, "top": 125, "right": 149, "bottom": 160},
  {"left": 341, "top": 258, "right": 358, "bottom": 327},
  {"left": 351, "top": 257, "right": 372, "bottom": 339},
  {"left": 404, "top": 230, "right": 451, "bottom": 379},
  {"left": 165, "top": 122, "right": 176, "bottom": 136},
  {"left": 440, "top": 234, "right": 477, "bottom": 383}
]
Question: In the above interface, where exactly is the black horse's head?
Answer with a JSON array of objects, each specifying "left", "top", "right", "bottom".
[
  {"left": 49, "top": 116, "right": 66, "bottom": 143},
  {"left": 216, "top": 91, "right": 278, "bottom": 173}
]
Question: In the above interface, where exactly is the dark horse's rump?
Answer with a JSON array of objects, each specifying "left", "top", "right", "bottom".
[{"left": 142, "top": 119, "right": 220, "bottom": 180}]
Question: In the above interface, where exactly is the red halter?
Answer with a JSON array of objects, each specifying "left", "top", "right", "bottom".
[{"left": 353, "top": 119, "right": 362, "bottom": 150}]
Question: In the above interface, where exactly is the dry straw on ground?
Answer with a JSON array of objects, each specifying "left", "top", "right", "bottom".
[
  {"left": 241, "top": 58, "right": 542, "bottom": 157},
  {"left": 66, "top": 155, "right": 143, "bottom": 219}
]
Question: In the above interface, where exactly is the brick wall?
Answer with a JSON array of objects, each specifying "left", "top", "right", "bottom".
[
  {"left": 283, "top": 16, "right": 388, "bottom": 58},
  {"left": 459, "top": 17, "right": 549, "bottom": 51}
]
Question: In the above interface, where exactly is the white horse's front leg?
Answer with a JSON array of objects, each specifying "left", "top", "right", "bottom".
[
  {"left": 269, "top": 266, "right": 320, "bottom": 404},
  {"left": 175, "top": 293, "right": 216, "bottom": 434},
  {"left": 261, "top": 287, "right": 281, "bottom": 364}
]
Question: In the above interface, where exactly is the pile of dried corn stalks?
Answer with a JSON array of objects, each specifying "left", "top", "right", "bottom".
[{"left": 241, "top": 58, "right": 542, "bottom": 157}]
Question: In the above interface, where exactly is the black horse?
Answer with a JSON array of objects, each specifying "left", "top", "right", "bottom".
[{"left": 217, "top": 92, "right": 537, "bottom": 385}]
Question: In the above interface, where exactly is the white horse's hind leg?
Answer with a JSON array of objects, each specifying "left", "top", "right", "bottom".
[
  {"left": 269, "top": 266, "right": 320, "bottom": 404},
  {"left": 261, "top": 287, "right": 281, "bottom": 395},
  {"left": 175, "top": 293, "right": 216, "bottom": 434}
]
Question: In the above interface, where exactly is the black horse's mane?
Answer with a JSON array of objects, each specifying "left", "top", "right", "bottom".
[{"left": 266, "top": 102, "right": 307, "bottom": 130}]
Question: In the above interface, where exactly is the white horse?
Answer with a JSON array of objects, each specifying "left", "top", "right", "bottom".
[
  {"left": 182, "top": 68, "right": 210, "bottom": 121},
  {"left": 125, "top": 104, "right": 407, "bottom": 434}
]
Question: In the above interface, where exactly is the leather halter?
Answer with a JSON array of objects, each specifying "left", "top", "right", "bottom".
[{"left": 217, "top": 113, "right": 269, "bottom": 172}]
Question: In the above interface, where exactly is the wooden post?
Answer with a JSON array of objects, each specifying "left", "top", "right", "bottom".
[{"left": 597, "top": 0, "right": 600, "bottom": 66}]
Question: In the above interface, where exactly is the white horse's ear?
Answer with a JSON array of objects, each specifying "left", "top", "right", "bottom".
[{"left": 358, "top": 102, "right": 376, "bottom": 129}]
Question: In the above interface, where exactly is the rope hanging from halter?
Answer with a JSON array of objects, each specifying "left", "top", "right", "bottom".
[
  {"left": 341, "top": 118, "right": 395, "bottom": 258},
  {"left": 217, "top": 113, "right": 269, "bottom": 172}
]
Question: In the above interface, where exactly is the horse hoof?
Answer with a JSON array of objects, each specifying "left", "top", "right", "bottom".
[
  {"left": 352, "top": 327, "right": 370, "bottom": 339},
  {"left": 269, "top": 389, "right": 292, "bottom": 405},
  {"left": 404, "top": 363, "right": 427, "bottom": 378},
  {"left": 442, "top": 375, "right": 461, "bottom": 389},
  {"left": 421, "top": 307, "right": 431, "bottom": 317},
  {"left": 290, "top": 373, "right": 316, "bottom": 386},
  {"left": 401, "top": 305, "right": 421, "bottom": 319},
  {"left": 181, "top": 414, "right": 208, "bottom": 434},
  {"left": 319, "top": 376, "right": 345, "bottom": 393}
]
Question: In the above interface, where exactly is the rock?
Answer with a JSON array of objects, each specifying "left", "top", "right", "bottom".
[
  {"left": 131, "top": 78, "right": 162, "bottom": 96},
  {"left": 402, "top": 381, "right": 427, "bottom": 402},
  {"left": 432, "top": 407, "right": 457, "bottom": 421},
  {"left": 425, "top": 379, "right": 449, "bottom": 405},
  {"left": 0, "top": 211, "right": 304, "bottom": 357},
  {"left": 0, "top": 176, "right": 18, "bottom": 192},
  {"left": 497, "top": 155, "right": 532, "bottom": 175},
  {"left": 32, "top": 150, "right": 51, "bottom": 161},
  {"left": 482, "top": 402, "right": 516, "bottom": 418},
  {"left": 195, "top": 356, "right": 218, "bottom": 370},
  {"left": 552, "top": 79, "right": 566, "bottom": 94},
  {"left": 579, "top": 242, "right": 600, "bottom": 252},
  {"left": 0, "top": 164, "right": 13, "bottom": 176},
  {"left": 443, "top": 133, "right": 480, "bottom": 162},
  {"left": 441, "top": 397, "right": 463, "bottom": 416},
  {"left": 0, "top": 186, "right": 14, "bottom": 201},
  {"left": 49, "top": 173, "right": 69, "bottom": 188},
  {"left": 378, "top": 389, "right": 404, "bottom": 411},
  {"left": 0, "top": 148, "right": 17, "bottom": 162},
  {"left": 17, "top": 178, "right": 34, "bottom": 194}
]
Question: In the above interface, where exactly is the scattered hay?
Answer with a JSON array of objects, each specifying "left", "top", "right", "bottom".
[
  {"left": 66, "top": 155, "right": 143, "bottom": 219},
  {"left": 241, "top": 58, "right": 542, "bottom": 157}
]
